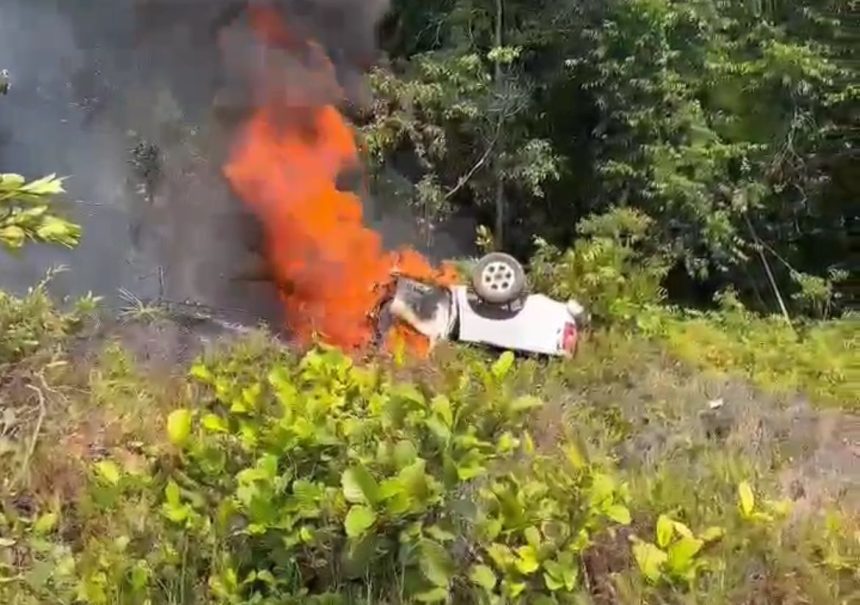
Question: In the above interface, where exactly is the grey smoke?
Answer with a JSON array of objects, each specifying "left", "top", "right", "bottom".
[
  {"left": 0, "top": 0, "right": 243, "bottom": 309},
  {"left": 0, "top": 0, "right": 469, "bottom": 325}
]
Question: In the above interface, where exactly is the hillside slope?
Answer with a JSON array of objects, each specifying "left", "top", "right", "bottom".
[{"left": 0, "top": 286, "right": 857, "bottom": 604}]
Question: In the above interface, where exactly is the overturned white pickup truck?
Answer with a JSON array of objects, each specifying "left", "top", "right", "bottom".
[{"left": 376, "top": 253, "right": 589, "bottom": 357}]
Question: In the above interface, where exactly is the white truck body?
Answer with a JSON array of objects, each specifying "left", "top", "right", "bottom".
[
  {"left": 452, "top": 285, "right": 576, "bottom": 356},
  {"left": 386, "top": 278, "right": 582, "bottom": 357}
]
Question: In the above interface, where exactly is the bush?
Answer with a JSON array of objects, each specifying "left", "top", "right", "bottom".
[
  {"left": 56, "top": 346, "right": 632, "bottom": 604},
  {"left": 0, "top": 174, "right": 80, "bottom": 251},
  {"left": 529, "top": 208, "right": 668, "bottom": 324},
  {"left": 0, "top": 268, "right": 98, "bottom": 364},
  {"left": 1, "top": 311, "right": 857, "bottom": 604},
  {"left": 656, "top": 298, "right": 859, "bottom": 410}
]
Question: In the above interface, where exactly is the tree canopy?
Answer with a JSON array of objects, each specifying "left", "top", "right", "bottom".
[{"left": 361, "top": 0, "right": 857, "bottom": 316}]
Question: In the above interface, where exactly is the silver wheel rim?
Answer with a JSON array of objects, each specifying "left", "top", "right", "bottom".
[{"left": 480, "top": 261, "right": 516, "bottom": 296}]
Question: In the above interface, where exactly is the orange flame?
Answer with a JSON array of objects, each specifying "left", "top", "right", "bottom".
[{"left": 223, "top": 4, "right": 457, "bottom": 353}]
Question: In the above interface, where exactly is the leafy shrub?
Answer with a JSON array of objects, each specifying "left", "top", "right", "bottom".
[
  {"left": 657, "top": 302, "right": 859, "bottom": 409},
  {"left": 790, "top": 268, "right": 849, "bottom": 319},
  {"left": 529, "top": 208, "right": 668, "bottom": 323},
  {"left": 60, "top": 346, "right": 632, "bottom": 604},
  {"left": 0, "top": 174, "right": 81, "bottom": 251},
  {"left": 1, "top": 323, "right": 857, "bottom": 604},
  {"left": 0, "top": 268, "right": 98, "bottom": 364}
]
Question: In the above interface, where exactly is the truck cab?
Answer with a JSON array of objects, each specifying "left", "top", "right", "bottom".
[{"left": 381, "top": 253, "right": 587, "bottom": 357}]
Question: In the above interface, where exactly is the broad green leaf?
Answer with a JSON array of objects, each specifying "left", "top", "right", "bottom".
[
  {"left": 419, "top": 539, "right": 455, "bottom": 587},
  {"left": 503, "top": 580, "right": 527, "bottom": 598},
  {"left": 0, "top": 173, "right": 25, "bottom": 187},
  {"left": 299, "top": 526, "right": 314, "bottom": 543},
  {"left": 738, "top": 481, "right": 755, "bottom": 517},
  {"left": 256, "top": 569, "right": 276, "bottom": 585},
  {"left": 563, "top": 442, "right": 586, "bottom": 470},
  {"left": 0, "top": 226, "right": 25, "bottom": 248},
  {"left": 605, "top": 503, "right": 631, "bottom": 525},
  {"left": 456, "top": 459, "right": 486, "bottom": 481},
  {"left": 241, "top": 383, "right": 262, "bottom": 409},
  {"left": 398, "top": 458, "right": 431, "bottom": 500},
  {"left": 469, "top": 564, "right": 497, "bottom": 591},
  {"left": 544, "top": 556, "right": 578, "bottom": 591},
  {"left": 431, "top": 394, "right": 453, "bottom": 427},
  {"left": 426, "top": 525, "right": 456, "bottom": 542},
  {"left": 33, "top": 512, "right": 58, "bottom": 534},
  {"left": 390, "top": 382, "right": 425, "bottom": 405},
  {"left": 344, "top": 505, "right": 376, "bottom": 538},
  {"left": 496, "top": 431, "right": 518, "bottom": 452},
  {"left": 35, "top": 217, "right": 80, "bottom": 247},
  {"left": 342, "top": 534, "right": 379, "bottom": 579},
  {"left": 188, "top": 362, "right": 213, "bottom": 383},
  {"left": 700, "top": 526, "right": 725, "bottom": 543},
  {"left": 656, "top": 514, "right": 674, "bottom": 548},
  {"left": 22, "top": 174, "right": 64, "bottom": 195},
  {"left": 414, "top": 588, "right": 448, "bottom": 603},
  {"left": 524, "top": 526, "right": 542, "bottom": 548},
  {"left": 341, "top": 467, "right": 380, "bottom": 505},
  {"left": 95, "top": 460, "right": 122, "bottom": 485},
  {"left": 201, "top": 413, "right": 228, "bottom": 433},
  {"left": 130, "top": 562, "right": 149, "bottom": 590},
  {"left": 667, "top": 537, "right": 704, "bottom": 572},
  {"left": 165, "top": 480, "right": 181, "bottom": 505},
  {"left": 632, "top": 541, "right": 667, "bottom": 583},
  {"left": 379, "top": 477, "right": 405, "bottom": 500},
  {"left": 425, "top": 416, "right": 451, "bottom": 443},
  {"left": 479, "top": 517, "right": 503, "bottom": 542},
  {"left": 393, "top": 439, "right": 418, "bottom": 467},
  {"left": 167, "top": 409, "right": 192, "bottom": 446},
  {"left": 672, "top": 520, "right": 694, "bottom": 539},
  {"left": 486, "top": 543, "right": 515, "bottom": 569},
  {"left": 492, "top": 351, "right": 515, "bottom": 379},
  {"left": 589, "top": 472, "right": 616, "bottom": 505},
  {"left": 544, "top": 571, "right": 565, "bottom": 591},
  {"left": 258, "top": 454, "right": 278, "bottom": 479},
  {"left": 514, "top": 545, "right": 540, "bottom": 574}
]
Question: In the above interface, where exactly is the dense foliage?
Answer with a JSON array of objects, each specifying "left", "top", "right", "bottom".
[
  {"left": 0, "top": 288, "right": 857, "bottom": 605},
  {"left": 0, "top": 174, "right": 81, "bottom": 252},
  {"left": 364, "top": 0, "right": 856, "bottom": 313}
]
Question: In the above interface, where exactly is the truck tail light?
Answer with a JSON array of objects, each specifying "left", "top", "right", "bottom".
[{"left": 562, "top": 322, "right": 577, "bottom": 355}]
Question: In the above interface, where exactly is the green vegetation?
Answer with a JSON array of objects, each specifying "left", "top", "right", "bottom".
[
  {"left": 528, "top": 207, "right": 857, "bottom": 410},
  {"left": 658, "top": 305, "right": 858, "bottom": 410},
  {"left": 367, "top": 0, "right": 855, "bottom": 314},
  {"left": 0, "top": 174, "right": 81, "bottom": 252},
  {"left": 0, "top": 280, "right": 857, "bottom": 604}
]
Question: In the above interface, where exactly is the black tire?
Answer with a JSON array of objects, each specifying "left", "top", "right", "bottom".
[{"left": 470, "top": 252, "right": 526, "bottom": 304}]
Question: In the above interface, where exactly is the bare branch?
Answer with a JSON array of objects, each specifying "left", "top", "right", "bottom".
[
  {"left": 444, "top": 122, "right": 503, "bottom": 200},
  {"left": 15, "top": 383, "right": 47, "bottom": 487}
]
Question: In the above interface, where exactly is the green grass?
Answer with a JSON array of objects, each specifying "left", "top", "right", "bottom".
[
  {"left": 655, "top": 308, "right": 858, "bottom": 411},
  {"left": 0, "top": 286, "right": 858, "bottom": 604}
]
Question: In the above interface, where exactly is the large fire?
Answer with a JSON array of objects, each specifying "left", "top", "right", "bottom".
[{"left": 223, "top": 4, "right": 457, "bottom": 354}]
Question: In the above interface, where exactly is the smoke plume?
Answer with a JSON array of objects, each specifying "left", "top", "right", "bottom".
[{"left": 0, "top": 0, "right": 396, "bottom": 325}]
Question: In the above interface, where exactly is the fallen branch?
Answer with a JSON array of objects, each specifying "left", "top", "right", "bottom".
[
  {"left": 744, "top": 213, "right": 794, "bottom": 330},
  {"left": 15, "top": 383, "right": 47, "bottom": 487}
]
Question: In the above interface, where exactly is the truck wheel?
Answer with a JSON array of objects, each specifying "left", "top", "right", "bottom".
[{"left": 471, "top": 252, "right": 526, "bottom": 304}]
